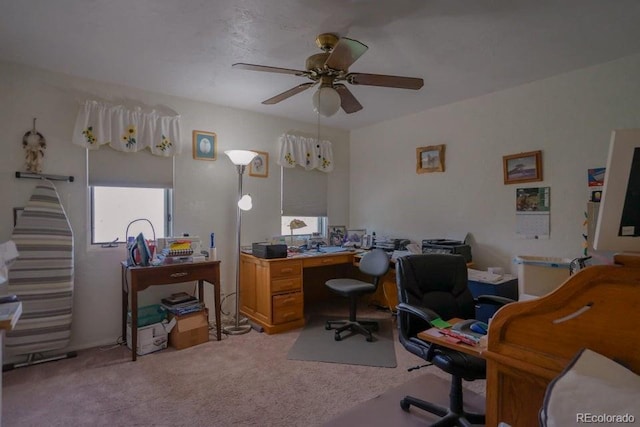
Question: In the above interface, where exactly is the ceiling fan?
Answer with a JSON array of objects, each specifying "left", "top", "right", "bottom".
[{"left": 232, "top": 33, "right": 424, "bottom": 116}]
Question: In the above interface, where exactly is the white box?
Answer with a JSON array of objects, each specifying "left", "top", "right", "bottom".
[
  {"left": 126, "top": 321, "right": 169, "bottom": 356},
  {"left": 513, "top": 256, "right": 572, "bottom": 298}
]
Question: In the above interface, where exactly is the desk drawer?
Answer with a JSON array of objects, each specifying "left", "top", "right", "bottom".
[
  {"left": 271, "top": 276, "right": 302, "bottom": 294},
  {"left": 270, "top": 260, "right": 302, "bottom": 279},
  {"left": 303, "top": 254, "right": 351, "bottom": 268},
  {"left": 273, "top": 292, "right": 303, "bottom": 324},
  {"left": 128, "top": 262, "right": 219, "bottom": 288}
]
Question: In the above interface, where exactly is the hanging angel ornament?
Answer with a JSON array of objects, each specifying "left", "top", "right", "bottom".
[{"left": 22, "top": 118, "right": 47, "bottom": 173}]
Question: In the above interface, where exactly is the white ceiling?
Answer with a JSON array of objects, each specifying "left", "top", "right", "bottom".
[{"left": 2, "top": 0, "right": 640, "bottom": 130}]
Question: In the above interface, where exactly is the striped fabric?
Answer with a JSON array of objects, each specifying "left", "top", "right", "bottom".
[{"left": 6, "top": 180, "right": 74, "bottom": 356}]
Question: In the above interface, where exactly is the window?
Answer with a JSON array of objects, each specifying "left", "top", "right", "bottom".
[
  {"left": 280, "top": 216, "right": 326, "bottom": 236},
  {"left": 91, "top": 186, "right": 172, "bottom": 244},
  {"left": 281, "top": 166, "right": 328, "bottom": 237},
  {"left": 87, "top": 145, "right": 174, "bottom": 245}
]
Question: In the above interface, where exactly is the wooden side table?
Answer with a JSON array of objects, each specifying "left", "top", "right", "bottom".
[{"left": 121, "top": 260, "right": 221, "bottom": 361}]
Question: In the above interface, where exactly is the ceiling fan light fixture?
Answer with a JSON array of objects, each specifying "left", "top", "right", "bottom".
[{"left": 312, "top": 86, "right": 341, "bottom": 117}]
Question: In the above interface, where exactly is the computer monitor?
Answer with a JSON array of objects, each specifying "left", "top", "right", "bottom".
[{"left": 593, "top": 129, "right": 640, "bottom": 253}]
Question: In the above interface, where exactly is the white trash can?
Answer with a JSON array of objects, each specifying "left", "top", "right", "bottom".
[{"left": 513, "top": 256, "right": 573, "bottom": 298}]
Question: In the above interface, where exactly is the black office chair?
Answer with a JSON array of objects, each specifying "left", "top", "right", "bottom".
[
  {"left": 395, "top": 253, "right": 512, "bottom": 426},
  {"left": 325, "top": 249, "right": 391, "bottom": 342}
]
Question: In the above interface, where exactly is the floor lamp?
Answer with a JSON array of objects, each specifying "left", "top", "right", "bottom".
[{"left": 224, "top": 149, "right": 258, "bottom": 335}]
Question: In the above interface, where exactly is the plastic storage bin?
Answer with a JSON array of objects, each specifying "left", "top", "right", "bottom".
[
  {"left": 468, "top": 276, "right": 518, "bottom": 323},
  {"left": 513, "top": 256, "right": 572, "bottom": 298},
  {"left": 127, "top": 304, "right": 167, "bottom": 327}
]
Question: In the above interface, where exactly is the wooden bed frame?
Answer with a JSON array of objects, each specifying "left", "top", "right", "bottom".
[{"left": 483, "top": 254, "right": 640, "bottom": 426}]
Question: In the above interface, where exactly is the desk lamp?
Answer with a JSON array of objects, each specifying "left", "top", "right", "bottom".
[
  {"left": 288, "top": 219, "right": 307, "bottom": 245},
  {"left": 224, "top": 149, "right": 258, "bottom": 335}
]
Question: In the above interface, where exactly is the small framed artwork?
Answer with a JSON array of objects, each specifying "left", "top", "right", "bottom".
[
  {"left": 416, "top": 144, "right": 446, "bottom": 174},
  {"left": 328, "top": 225, "right": 346, "bottom": 246},
  {"left": 503, "top": 150, "right": 542, "bottom": 185},
  {"left": 345, "top": 229, "right": 367, "bottom": 247},
  {"left": 249, "top": 151, "right": 269, "bottom": 178},
  {"left": 192, "top": 130, "right": 217, "bottom": 161}
]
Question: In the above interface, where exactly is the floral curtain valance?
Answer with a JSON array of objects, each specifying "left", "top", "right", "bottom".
[
  {"left": 72, "top": 100, "right": 181, "bottom": 157},
  {"left": 277, "top": 133, "right": 333, "bottom": 172}
]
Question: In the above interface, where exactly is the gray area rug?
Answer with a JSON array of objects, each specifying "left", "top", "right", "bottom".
[{"left": 287, "top": 315, "right": 397, "bottom": 367}]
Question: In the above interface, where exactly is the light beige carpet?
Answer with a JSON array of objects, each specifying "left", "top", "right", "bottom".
[{"left": 3, "top": 307, "right": 485, "bottom": 426}]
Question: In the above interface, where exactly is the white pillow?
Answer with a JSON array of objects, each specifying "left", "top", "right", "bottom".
[{"left": 540, "top": 348, "right": 640, "bottom": 426}]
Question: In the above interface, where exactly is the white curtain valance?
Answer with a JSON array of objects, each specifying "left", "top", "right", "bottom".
[
  {"left": 72, "top": 100, "right": 181, "bottom": 157},
  {"left": 277, "top": 133, "right": 333, "bottom": 172}
]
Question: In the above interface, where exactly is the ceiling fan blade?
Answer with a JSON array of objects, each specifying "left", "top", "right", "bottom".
[
  {"left": 334, "top": 84, "right": 363, "bottom": 114},
  {"left": 324, "top": 37, "right": 368, "bottom": 71},
  {"left": 347, "top": 73, "right": 424, "bottom": 90},
  {"left": 232, "top": 63, "right": 309, "bottom": 77},
  {"left": 262, "top": 82, "right": 317, "bottom": 105}
]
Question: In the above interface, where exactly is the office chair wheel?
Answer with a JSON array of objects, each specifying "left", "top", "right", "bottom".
[
  {"left": 334, "top": 332, "right": 342, "bottom": 341},
  {"left": 400, "top": 398, "right": 411, "bottom": 412},
  {"left": 366, "top": 336, "right": 373, "bottom": 342},
  {"left": 325, "top": 323, "right": 331, "bottom": 330}
]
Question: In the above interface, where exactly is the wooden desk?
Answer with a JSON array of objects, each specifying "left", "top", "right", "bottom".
[
  {"left": 121, "top": 261, "right": 221, "bottom": 361},
  {"left": 417, "top": 318, "right": 485, "bottom": 358},
  {"left": 240, "top": 251, "right": 357, "bottom": 334}
]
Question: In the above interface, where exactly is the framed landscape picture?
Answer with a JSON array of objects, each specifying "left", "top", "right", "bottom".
[
  {"left": 345, "top": 229, "right": 366, "bottom": 247},
  {"left": 192, "top": 130, "right": 217, "bottom": 161},
  {"left": 503, "top": 150, "right": 542, "bottom": 184}
]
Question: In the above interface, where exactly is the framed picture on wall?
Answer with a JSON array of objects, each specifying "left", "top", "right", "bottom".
[
  {"left": 416, "top": 144, "right": 446, "bottom": 173},
  {"left": 503, "top": 150, "right": 542, "bottom": 184},
  {"left": 249, "top": 151, "right": 269, "bottom": 178},
  {"left": 192, "top": 130, "right": 217, "bottom": 161}
]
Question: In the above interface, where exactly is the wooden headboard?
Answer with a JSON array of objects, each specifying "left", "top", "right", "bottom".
[{"left": 483, "top": 255, "right": 640, "bottom": 426}]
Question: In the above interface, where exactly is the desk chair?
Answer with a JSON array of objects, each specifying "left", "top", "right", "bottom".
[
  {"left": 325, "top": 249, "right": 390, "bottom": 342},
  {"left": 396, "top": 253, "right": 511, "bottom": 426}
]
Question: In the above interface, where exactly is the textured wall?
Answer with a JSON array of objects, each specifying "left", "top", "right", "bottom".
[
  {"left": 0, "top": 61, "right": 349, "bottom": 353},
  {"left": 350, "top": 53, "right": 640, "bottom": 273}
]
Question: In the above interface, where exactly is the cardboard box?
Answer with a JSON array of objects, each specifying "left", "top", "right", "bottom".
[
  {"left": 126, "top": 321, "right": 170, "bottom": 356},
  {"left": 169, "top": 310, "right": 209, "bottom": 350}
]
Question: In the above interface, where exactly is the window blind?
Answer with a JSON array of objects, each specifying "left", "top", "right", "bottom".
[
  {"left": 281, "top": 165, "right": 327, "bottom": 217},
  {"left": 88, "top": 147, "right": 174, "bottom": 188}
]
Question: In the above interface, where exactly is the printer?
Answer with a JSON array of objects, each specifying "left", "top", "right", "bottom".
[{"left": 421, "top": 239, "right": 472, "bottom": 263}]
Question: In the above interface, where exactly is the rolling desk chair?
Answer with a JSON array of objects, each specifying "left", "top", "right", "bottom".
[
  {"left": 396, "top": 253, "right": 511, "bottom": 426},
  {"left": 325, "top": 249, "right": 390, "bottom": 342}
]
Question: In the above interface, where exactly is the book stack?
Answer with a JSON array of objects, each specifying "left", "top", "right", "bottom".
[{"left": 160, "top": 292, "right": 204, "bottom": 316}]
